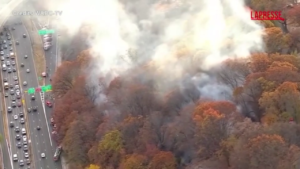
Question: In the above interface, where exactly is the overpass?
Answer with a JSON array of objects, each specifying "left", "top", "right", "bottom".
[{"left": 0, "top": 0, "right": 24, "bottom": 27}]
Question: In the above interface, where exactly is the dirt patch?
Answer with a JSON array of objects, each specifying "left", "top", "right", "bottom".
[{"left": 23, "top": 17, "right": 45, "bottom": 86}]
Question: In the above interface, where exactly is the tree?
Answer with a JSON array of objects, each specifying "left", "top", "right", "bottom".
[
  {"left": 148, "top": 151, "right": 177, "bottom": 169},
  {"left": 52, "top": 61, "right": 80, "bottom": 98},
  {"left": 259, "top": 82, "right": 300, "bottom": 123},
  {"left": 232, "top": 134, "right": 289, "bottom": 169},
  {"left": 264, "top": 63, "right": 300, "bottom": 85},
  {"left": 217, "top": 59, "right": 250, "bottom": 89},
  {"left": 85, "top": 164, "right": 101, "bottom": 169},
  {"left": 249, "top": 53, "right": 271, "bottom": 73},
  {"left": 98, "top": 130, "right": 123, "bottom": 168},
  {"left": 119, "top": 154, "right": 148, "bottom": 169},
  {"left": 269, "top": 53, "right": 300, "bottom": 69},
  {"left": 263, "top": 27, "right": 291, "bottom": 53}
]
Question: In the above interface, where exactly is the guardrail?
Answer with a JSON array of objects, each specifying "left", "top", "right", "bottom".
[{"left": 0, "top": 0, "right": 24, "bottom": 27}]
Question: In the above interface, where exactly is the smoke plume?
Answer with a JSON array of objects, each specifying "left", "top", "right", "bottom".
[{"left": 52, "top": 0, "right": 264, "bottom": 101}]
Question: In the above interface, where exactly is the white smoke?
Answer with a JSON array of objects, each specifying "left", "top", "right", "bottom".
[{"left": 53, "top": 0, "right": 264, "bottom": 100}]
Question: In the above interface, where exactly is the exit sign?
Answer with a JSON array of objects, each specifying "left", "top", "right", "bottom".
[{"left": 38, "top": 29, "right": 55, "bottom": 35}]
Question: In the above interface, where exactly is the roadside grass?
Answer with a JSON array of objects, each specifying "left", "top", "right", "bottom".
[{"left": 23, "top": 17, "right": 45, "bottom": 86}]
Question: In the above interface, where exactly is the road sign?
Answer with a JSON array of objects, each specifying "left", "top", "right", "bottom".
[
  {"left": 28, "top": 88, "right": 35, "bottom": 94},
  {"left": 22, "top": 99, "right": 24, "bottom": 104},
  {"left": 38, "top": 29, "right": 55, "bottom": 35},
  {"left": 42, "top": 85, "right": 52, "bottom": 92}
]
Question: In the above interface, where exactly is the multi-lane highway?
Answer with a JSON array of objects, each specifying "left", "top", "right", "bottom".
[
  {"left": 2, "top": 15, "right": 62, "bottom": 169},
  {"left": 0, "top": 22, "right": 30, "bottom": 168}
]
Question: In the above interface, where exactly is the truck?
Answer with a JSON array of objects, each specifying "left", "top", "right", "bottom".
[
  {"left": 4, "top": 82, "right": 9, "bottom": 89},
  {"left": 53, "top": 146, "right": 62, "bottom": 161},
  {"left": 10, "top": 52, "right": 15, "bottom": 59}
]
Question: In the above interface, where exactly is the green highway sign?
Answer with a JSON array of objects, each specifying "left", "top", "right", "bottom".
[
  {"left": 38, "top": 29, "right": 55, "bottom": 35},
  {"left": 41, "top": 85, "right": 52, "bottom": 92},
  {"left": 28, "top": 88, "right": 35, "bottom": 94}
]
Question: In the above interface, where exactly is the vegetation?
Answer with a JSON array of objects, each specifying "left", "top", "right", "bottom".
[{"left": 51, "top": 1, "right": 300, "bottom": 169}]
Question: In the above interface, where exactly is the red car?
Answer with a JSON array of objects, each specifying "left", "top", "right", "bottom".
[{"left": 46, "top": 101, "right": 52, "bottom": 107}]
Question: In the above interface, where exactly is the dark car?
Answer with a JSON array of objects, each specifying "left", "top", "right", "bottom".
[
  {"left": 7, "top": 68, "right": 11, "bottom": 73},
  {"left": 16, "top": 94, "right": 21, "bottom": 99},
  {"left": 9, "top": 41, "right": 12, "bottom": 46},
  {"left": 4, "top": 93, "right": 8, "bottom": 97},
  {"left": 11, "top": 97, "right": 16, "bottom": 101},
  {"left": 9, "top": 122, "right": 14, "bottom": 127},
  {"left": 7, "top": 36, "right": 11, "bottom": 40},
  {"left": 13, "top": 67, "right": 16, "bottom": 72},
  {"left": 15, "top": 134, "right": 21, "bottom": 140},
  {"left": 16, "top": 41, "right": 19, "bottom": 45},
  {"left": 23, "top": 34, "right": 26, "bottom": 38},
  {"left": 19, "top": 112, "right": 24, "bottom": 118},
  {"left": 16, "top": 142, "right": 22, "bottom": 148},
  {"left": 26, "top": 159, "right": 30, "bottom": 165},
  {"left": 31, "top": 95, "right": 35, "bottom": 100},
  {"left": 11, "top": 102, "right": 16, "bottom": 107},
  {"left": 33, "top": 106, "right": 37, "bottom": 112},
  {"left": 15, "top": 126, "right": 20, "bottom": 132},
  {"left": 14, "top": 81, "right": 19, "bottom": 85},
  {"left": 3, "top": 77, "right": 7, "bottom": 82},
  {"left": 17, "top": 102, "right": 22, "bottom": 107}
]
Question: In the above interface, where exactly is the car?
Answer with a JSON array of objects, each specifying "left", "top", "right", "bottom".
[
  {"left": 19, "top": 159, "right": 24, "bottom": 166},
  {"left": 13, "top": 76, "right": 18, "bottom": 81},
  {"left": 23, "top": 145, "right": 28, "bottom": 151},
  {"left": 10, "top": 84, "right": 13, "bottom": 88},
  {"left": 3, "top": 40, "right": 6, "bottom": 44},
  {"left": 9, "top": 47, "right": 13, "bottom": 51},
  {"left": 10, "top": 89, "right": 14, "bottom": 95},
  {"left": 31, "top": 95, "right": 35, "bottom": 100},
  {"left": 7, "top": 36, "right": 11, "bottom": 40},
  {"left": 14, "top": 80, "right": 19, "bottom": 85},
  {"left": 19, "top": 112, "right": 24, "bottom": 117},
  {"left": 41, "top": 153, "right": 45, "bottom": 158},
  {"left": 11, "top": 101, "right": 16, "bottom": 107},
  {"left": 7, "top": 67, "right": 11, "bottom": 73},
  {"left": 0, "top": 56, "right": 4, "bottom": 61},
  {"left": 11, "top": 61, "right": 15, "bottom": 65},
  {"left": 23, "top": 81, "right": 27, "bottom": 86},
  {"left": 0, "top": 51, "right": 3, "bottom": 55},
  {"left": 13, "top": 115, "right": 18, "bottom": 120},
  {"left": 44, "top": 42, "right": 52, "bottom": 46},
  {"left": 13, "top": 154, "right": 18, "bottom": 161},
  {"left": 24, "top": 55, "right": 27, "bottom": 59},
  {"left": 22, "top": 135, "right": 27, "bottom": 140},
  {"left": 17, "top": 102, "right": 22, "bottom": 107},
  {"left": 27, "top": 107, "right": 31, "bottom": 113},
  {"left": 4, "top": 93, "right": 8, "bottom": 97},
  {"left": 6, "top": 32, "right": 10, "bottom": 36},
  {"left": 11, "top": 97, "right": 16, "bottom": 101},
  {"left": 23, "top": 34, "right": 26, "bottom": 38},
  {"left": 42, "top": 72, "right": 47, "bottom": 77},
  {"left": 6, "top": 60, "right": 10, "bottom": 66},
  {"left": 7, "top": 107, "right": 12, "bottom": 112},
  {"left": 24, "top": 152, "right": 29, "bottom": 158},
  {"left": 15, "top": 134, "right": 21, "bottom": 140},
  {"left": 3, "top": 77, "right": 7, "bottom": 82},
  {"left": 15, "top": 85, "right": 19, "bottom": 89},
  {"left": 37, "top": 126, "right": 41, "bottom": 130},
  {"left": 16, "top": 94, "right": 21, "bottom": 99},
  {"left": 21, "top": 63, "right": 24, "bottom": 67},
  {"left": 9, "top": 41, "right": 12, "bottom": 46},
  {"left": 16, "top": 89, "right": 20, "bottom": 95},
  {"left": 16, "top": 41, "right": 19, "bottom": 45},
  {"left": 0, "top": 46, "right": 3, "bottom": 51},
  {"left": 9, "top": 121, "right": 14, "bottom": 127},
  {"left": 13, "top": 67, "right": 16, "bottom": 72},
  {"left": 16, "top": 142, "right": 22, "bottom": 148},
  {"left": 26, "top": 159, "right": 30, "bottom": 165},
  {"left": 23, "top": 139, "right": 27, "bottom": 145},
  {"left": 33, "top": 106, "right": 37, "bottom": 112},
  {"left": 26, "top": 69, "right": 30, "bottom": 73},
  {"left": 46, "top": 101, "right": 52, "bottom": 107},
  {"left": 20, "top": 118, "right": 25, "bottom": 124},
  {"left": 15, "top": 126, "right": 20, "bottom": 132}
]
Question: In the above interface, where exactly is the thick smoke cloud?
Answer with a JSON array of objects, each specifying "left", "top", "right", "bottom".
[{"left": 53, "top": 0, "right": 264, "bottom": 101}]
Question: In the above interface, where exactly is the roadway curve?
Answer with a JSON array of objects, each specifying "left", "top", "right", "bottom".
[{"left": 8, "top": 16, "right": 62, "bottom": 169}]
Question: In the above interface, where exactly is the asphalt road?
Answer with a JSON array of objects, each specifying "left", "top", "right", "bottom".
[
  {"left": 0, "top": 23, "right": 28, "bottom": 169},
  {"left": 6, "top": 16, "right": 62, "bottom": 169}
]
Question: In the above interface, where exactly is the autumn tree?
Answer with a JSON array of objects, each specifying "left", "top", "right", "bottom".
[
  {"left": 148, "top": 151, "right": 177, "bottom": 169},
  {"left": 263, "top": 27, "right": 291, "bottom": 53},
  {"left": 85, "top": 164, "right": 101, "bottom": 169},
  {"left": 52, "top": 61, "right": 80, "bottom": 98},
  {"left": 119, "top": 154, "right": 148, "bottom": 169},
  {"left": 259, "top": 82, "right": 300, "bottom": 124},
  {"left": 269, "top": 53, "right": 300, "bottom": 69},
  {"left": 232, "top": 134, "right": 289, "bottom": 169},
  {"left": 193, "top": 105, "right": 227, "bottom": 159},
  {"left": 98, "top": 130, "right": 123, "bottom": 168},
  {"left": 249, "top": 53, "right": 270, "bottom": 73}
]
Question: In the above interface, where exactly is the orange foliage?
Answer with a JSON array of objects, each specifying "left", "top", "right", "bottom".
[
  {"left": 119, "top": 154, "right": 148, "bottom": 169},
  {"left": 194, "top": 101, "right": 237, "bottom": 117},
  {"left": 148, "top": 151, "right": 177, "bottom": 169},
  {"left": 249, "top": 53, "right": 271, "bottom": 73}
]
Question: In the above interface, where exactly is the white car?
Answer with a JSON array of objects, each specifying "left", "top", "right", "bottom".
[
  {"left": 26, "top": 69, "right": 30, "bottom": 73},
  {"left": 23, "top": 81, "right": 27, "bottom": 86},
  {"left": 13, "top": 154, "right": 18, "bottom": 161},
  {"left": 13, "top": 115, "right": 18, "bottom": 120},
  {"left": 22, "top": 135, "right": 27, "bottom": 140},
  {"left": 24, "top": 152, "right": 29, "bottom": 158},
  {"left": 41, "top": 153, "right": 45, "bottom": 158},
  {"left": 16, "top": 90, "right": 20, "bottom": 95}
]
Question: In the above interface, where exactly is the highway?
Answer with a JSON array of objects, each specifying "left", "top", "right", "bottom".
[
  {"left": 6, "top": 16, "right": 62, "bottom": 169},
  {"left": 0, "top": 21, "right": 30, "bottom": 168}
]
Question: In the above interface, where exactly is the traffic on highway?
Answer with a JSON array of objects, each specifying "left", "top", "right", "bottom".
[{"left": 0, "top": 16, "right": 62, "bottom": 169}]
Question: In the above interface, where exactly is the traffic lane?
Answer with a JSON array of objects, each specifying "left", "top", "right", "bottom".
[{"left": 44, "top": 32, "right": 57, "bottom": 78}]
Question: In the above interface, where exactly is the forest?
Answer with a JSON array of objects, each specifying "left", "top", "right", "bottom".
[{"left": 51, "top": 0, "right": 300, "bottom": 169}]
